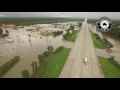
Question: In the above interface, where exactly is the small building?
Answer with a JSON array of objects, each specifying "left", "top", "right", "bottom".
[
  {"left": 40, "top": 30, "right": 53, "bottom": 35},
  {"left": 54, "top": 23, "right": 70, "bottom": 29},
  {"left": 13, "top": 26, "right": 18, "bottom": 30},
  {"left": 2, "top": 24, "right": 15, "bottom": 28},
  {"left": 26, "top": 27, "right": 37, "bottom": 32}
]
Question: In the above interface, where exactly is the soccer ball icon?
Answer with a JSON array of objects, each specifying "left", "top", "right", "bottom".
[{"left": 97, "top": 17, "right": 112, "bottom": 32}]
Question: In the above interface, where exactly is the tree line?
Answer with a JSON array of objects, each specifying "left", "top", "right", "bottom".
[
  {"left": 21, "top": 46, "right": 54, "bottom": 78},
  {"left": 94, "top": 33, "right": 113, "bottom": 49},
  {"left": 21, "top": 46, "right": 65, "bottom": 78},
  {"left": 53, "top": 31, "right": 63, "bottom": 36},
  {"left": 0, "top": 17, "right": 83, "bottom": 26},
  {"left": 102, "top": 21, "right": 120, "bottom": 39},
  {"left": 0, "top": 56, "right": 20, "bottom": 77},
  {"left": 88, "top": 19, "right": 120, "bottom": 40}
]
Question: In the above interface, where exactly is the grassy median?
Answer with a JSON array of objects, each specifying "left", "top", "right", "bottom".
[
  {"left": 98, "top": 56, "right": 120, "bottom": 78},
  {"left": 31, "top": 46, "right": 71, "bottom": 78},
  {"left": 46, "top": 47, "right": 70, "bottom": 78},
  {"left": 64, "top": 30, "right": 80, "bottom": 42},
  {"left": 89, "top": 30, "right": 105, "bottom": 49}
]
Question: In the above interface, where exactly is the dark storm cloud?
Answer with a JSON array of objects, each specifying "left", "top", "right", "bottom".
[{"left": 0, "top": 12, "right": 120, "bottom": 19}]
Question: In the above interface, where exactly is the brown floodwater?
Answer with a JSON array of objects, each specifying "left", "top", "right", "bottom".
[{"left": 0, "top": 27, "right": 73, "bottom": 78}]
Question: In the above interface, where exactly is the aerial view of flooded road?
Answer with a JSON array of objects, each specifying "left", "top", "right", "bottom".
[
  {"left": 1, "top": 12, "right": 120, "bottom": 78},
  {"left": 0, "top": 25, "right": 74, "bottom": 78}
]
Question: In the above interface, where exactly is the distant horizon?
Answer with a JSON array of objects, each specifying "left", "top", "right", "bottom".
[
  {"left": 0, "top": 17, "right": 119, "bottom": 21},
  {"left": 0, "top": 12, "right": 120, "bottom": 19}
]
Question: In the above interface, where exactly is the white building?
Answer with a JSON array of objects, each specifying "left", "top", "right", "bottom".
[
  {"left": 0, "top": 27, "right": 6, "bottom": 34},
  {"left": 54, "top": 23, "right": 70, "bottom": 29}
]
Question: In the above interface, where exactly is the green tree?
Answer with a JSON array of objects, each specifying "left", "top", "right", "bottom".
[
  {"left": 43, "top": 51, "right": 49, "bottom": 57},
  {"left": 53, "top": 31, "right": 63, "bottom": 36},
  {"left": 47, "top": 46, "right": 54, "bottom": 54},
  {"left": 21, "top": 70, "right": 30, "bottom": 78},
  {"left": 78, "top": 23, "right": 82, "bottom": 27},
  {"left": 70, "top": 25, "right": 75, "bottom": 31},
  {"left": 103, "top": 38, "right": 113, "bottom": 49},
  {"left": 38, "top": 55, "right": 44, "bottom": 62},
  {"left": 0, "top": 28, "right": 3, "bottom": 34},
  {"left": 6, "top": 30, "right": 9, "bottom": 34},
  {"left": 31, "top": 62, "right": 35, "bottom": 70},
  {"left": 34, "top": 61, "right": 37, "bottom": 69}
]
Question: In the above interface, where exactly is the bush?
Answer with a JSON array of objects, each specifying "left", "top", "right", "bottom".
[
  {"left": 103, "top": 38, "right": 113, "bottom": 48},
  {"left": 22, "top": 70, "right": 30, "bottom": 78},
  {"left": 53, "top": 31, "right": 63, "bottom": 36},
  {"left": 55, "top": 46, "right": 64, "bottom": 53},
  {"left": 2, "top": 34, "right": 9, "bottom": 37},
  {"left": 108, "top": 56, "right": 120, "bottom": 70},
  {"left": 63, "top": 32, "right": 70, "bottom": 40},
  {"left": 38, "top": 55, "right": 45, "bottom": 62},
  {"left": 43, "top": 51, "right": 49, "bottom": 57},
  {"left": 94, "top": 33, "right": 104, "bottom": 44},
  {"left": 94, "top": 33, "right": 100, "bottom": 39},
  {"left": 70, "top": 25, "right": 75, "bottom": 31},
  {"left": 0, "top": 28, "right": 3, "bottom": 34},
  {"left": 79, "top": 23, "right": 82, "bottom": 27},
  {"left": 94, "top": 33, "right": 113, "bottom": 49}
]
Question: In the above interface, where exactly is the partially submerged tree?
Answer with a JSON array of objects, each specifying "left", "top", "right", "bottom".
[
  {"left": 6, "top": 30, "right": 9, "bottom": 34},
  {"left": 43, "top": 51, "right": 49, "bottom": 57},
  {"left": 47, "top": 46, "right": 54, "bottom": 54},
  {"left": 38, "top": 55, "right": 44, "bottom": 62},
  {"left": 0, "top": 28, "right": 3, "bottom": 34},
  {"left": 21, "top": 70, "right": 30, "bottom": 78},
  {"left": 34, "top": 61, "right": 37, "bottom": 70},
  {"left": 31, "top": 62, "right": 35, "bottom": 70}
]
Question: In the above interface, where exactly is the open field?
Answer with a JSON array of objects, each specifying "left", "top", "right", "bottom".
[
  {"left": 98, "top": 56, "right": 120, "bottom": 78},
  {"left": 46, "top": 47, "right": 70, "bottom": 78}
]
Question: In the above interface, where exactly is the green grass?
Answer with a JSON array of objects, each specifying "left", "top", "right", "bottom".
[
  {"left": 30, "top": 46, "right": 70, "bottom": 78},
  {"left": 46, "top": 47, "right": 71, "bottom": 78},
  {"left": 30, "top": 56, "right": 53, "bottom": 78},
  {"left": 66, "top": 30, "right": 80, "bottom": 42},
  {"left": 89, "top": 30, "right": 105, "bottom": 49},
  {"left": 98, "top": 56, "right": 120, "bottom": 78}
]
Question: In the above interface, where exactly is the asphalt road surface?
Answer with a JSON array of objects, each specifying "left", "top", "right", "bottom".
[{"left": 59, "top": 19, "right": 104, "bottom": 78}]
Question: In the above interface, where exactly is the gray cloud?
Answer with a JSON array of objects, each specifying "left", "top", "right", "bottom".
[{"left": 0, "top": 12, "right": 120, "bottom": 19}]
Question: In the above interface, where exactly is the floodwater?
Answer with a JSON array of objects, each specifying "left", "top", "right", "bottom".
[
  {"left": 0, "top": 27, "right": 73, "bottom": 78},
  {"left": 90, "top": 25, "right": 120, "bottom": 64}
]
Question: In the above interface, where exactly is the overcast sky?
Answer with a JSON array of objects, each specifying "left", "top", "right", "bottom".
[{"left": 0, "top": 12, "right": 120, "bottom": 19}]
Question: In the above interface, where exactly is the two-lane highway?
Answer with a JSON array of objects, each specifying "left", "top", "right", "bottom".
[{"left": 59, "top": 19, "right": 103, "bottom": 78}]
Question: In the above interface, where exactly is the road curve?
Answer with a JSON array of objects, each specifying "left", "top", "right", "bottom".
[{"left": 59, "top": 19, "right": 104, "bottom": 78}]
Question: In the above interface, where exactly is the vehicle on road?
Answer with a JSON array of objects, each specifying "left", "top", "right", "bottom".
[{"left": 84, "top": 57, "right": 87, "bottom": 64}]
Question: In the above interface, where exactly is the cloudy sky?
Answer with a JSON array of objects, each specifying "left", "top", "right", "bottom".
[{"left": 0, "top": 12, "right": 120, "bottom": 19}]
